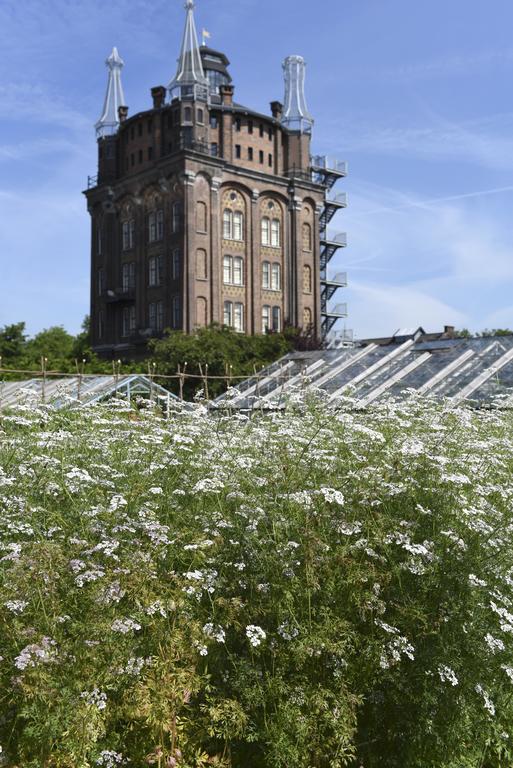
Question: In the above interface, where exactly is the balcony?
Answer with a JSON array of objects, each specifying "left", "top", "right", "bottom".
[
  {"left": 105, "top": 288, "right": 136, "bottom": 304},
  {"left": 87, "top": 174, "right": 98, "bottom": 189},
  {"left": 311, "top": 156, "right": 348, "bottom": 176},
  {"left": 322, "top": 272, "right": 348, "bottom": 288},
  {"left": 322, "top": 303, "right": 348, "bottom": 319},
  {"left": 320, "top": 231, "right": 347, "bottom": 268}
]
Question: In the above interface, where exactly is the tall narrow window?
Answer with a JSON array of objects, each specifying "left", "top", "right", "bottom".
[
  {"left": 248, "top": 120, "right": 254, "bottom": 134},
  {"left": 197, "top": 108, "right": 204, "bottom": 124},
  {"left": 261, "top": 217, "right": 270, "bottom": 246},
  {"left": 233, "top": 257, "right": 243, "bottom": 286},
  {"left": 272, "top": 306, "right": 281, "bottom": 332},
  {"left": 223, "top": 255, "right": 232, "bottom": 285},
  {"left": 262, "top": 261, "right": 270, "bottom": 289},
  {"left": 97, "top": 267, "right": 104, "bottom": 297},
  {"left": 259, "top": 150, "right": 264, "bottom": 164},
  {"left": 122, "top": 221, "right": 129, "bottom": 250},
  {"left": 172, "top": 249, "right": 181, "bottom": 280},
  {"left": 303, "top": 307, "right": 312, "bottom": 329},
  {"left": 233, "top": 303, "right": 244, "bottom": 332},
  {"left": 148, "top": 212, "right": 157, "bottom": 243},
  {"left": 271, "top": 219, "right": 281, "bottom": 248},
  {"left": 210, "top": 142, "right": 218, "bottom": 157},
  {"left": 224, "top": 301, "right": 233, "bottom": 327},
  {"left": 233, "top": 211, "right": 243, "bottom": 241},
  {"left": 157, "top": 209, "right": 164, "bottom": 240},
  {"left": 271, "top": 263, "right": 281, "bottom": 291},
  {"left": 259, "top": 124, "right": 264, "bottom": 138},
  {"left": 172, "top": 295, "right": 181, "bottom": 328},
  {"left": 129, "top": 220, "right": 135, "bottom": 248},
  {"left": 122, "top": 306, "right": 136, "bottom": 337},
  {"left": 97, "top": 228, "right": 102, "bottom": 255},
  {"left": 248, "top": 147, "right": 254, "bottom": 161},
  {"left": 184, "top": 106, "right": 192, "bottom": 123},
  {"left": 223, "top": 209, "right": 233, "bottom": 240},
  {"left": 156, "top": 301, "right": 164, "bottom": 331},
  {"left": 303, "top": 265, "right": 312, "bottom": 294},
  {"left": 235, "top": 144, "right": 241, "bottom": 159},
  {"left": 235, "top": 117, "right": 241, "bottom": 132},
  {"left": 149, "top": 256, "right": 161, "bottom": 287},
  {"left": 122, "top": 262, "right": 135, "bottom": 292},
  {"left": 149, "top": 302, "right": 156, "bottom": 330},
  {"left": 262, "top": 305, "right": 271, "bottom": 333},
  {"left": 172, "top": 202, "right": 181, "bottom": 233}
]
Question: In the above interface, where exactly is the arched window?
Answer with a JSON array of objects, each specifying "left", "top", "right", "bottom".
[
  {"left": 261, "top": 217, "right": 270, "bottom": 246},
  {"left": 196, "top": 249, "right": 207, "bottom": 280},
  {"left": 196, "top": 202, "right": 207, "bottom": 233},
  {"left": 184, "top": 106, "right": 192, "bottom": 123},
  {"left": 303, "top": 307, "right": 312, "bottom": 329},
  {"left": 303, "top": 265, "right": 312, "bottom": 294},
  {"left": 233, "top": 211, "right": 243, "bottom": 241},
  {"left": 223, "top": 209, "right": 233, "bottom": 240},
  {"left": 262, "top": 261, "right": 270, "bottom": 289},
  {"left": 262, "top": 305, "right": 271, "bottom": 333},
  {"left": 271, "top": 219, "right": 281, "bottom": 248},
  {"left": 196, "top": 297, "right": 207, "bottom": 327},
  {"left": 302, "top": 222, "right": 312, "bottom": 251},
  {"left": 271, "top": 263, "right": 281, "bottom": 291}
]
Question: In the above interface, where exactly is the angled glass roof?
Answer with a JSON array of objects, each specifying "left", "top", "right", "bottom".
[
  {"left": 0, "top": 375, "right": 180, "bottom": 411},
  {"left": 215, "top": 334, "right": 513, "bottom": 409}
]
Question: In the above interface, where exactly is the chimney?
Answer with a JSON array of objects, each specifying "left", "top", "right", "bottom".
[
  {"left": 118, "top": 106, "right": 128, "bottom": 123},
  {"left": 220, "top": 84, "right": 234, "bottom": 106},
  {"left": 151, "top": 86, "right": 166, "bottom": 109},
  {"left": 444, "top": 325, "right": 455, "bottom": 337},
  {"left": 271, "top": 100, "right": 283, "bottom": 120}
]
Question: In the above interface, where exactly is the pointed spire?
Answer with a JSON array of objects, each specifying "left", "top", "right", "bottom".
[
  {"left": 95, "top": 47, "right": 126, "bottom": 138},
  {"left": 168, "top": 0, "right": 208, "bottom": 100},
  {"left": 282, "top": 55, "right": 314, "bottom": 134}
]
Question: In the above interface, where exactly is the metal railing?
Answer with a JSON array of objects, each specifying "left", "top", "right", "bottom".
[
  {"left": 322, "top": 272, "right": 348, "bottom": 287},
  {"left": 321, "top": 231, "right": 347, "bottom": 247},
  {"left": 311, "top": 156, "right": 348, "bottom": 176},
  {"left": 322, "top": 303, "right": 348, "bottom": 318},
  {"left": 325, "top": 191, "right": 348, "bottom": 207},
  {"left": 87, "top": 174, "right": 98, "bottom": 189}
]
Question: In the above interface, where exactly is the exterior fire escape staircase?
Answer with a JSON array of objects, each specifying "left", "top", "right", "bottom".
[{"left": 311, "top": 156, "right": 349, "bottom": 337}]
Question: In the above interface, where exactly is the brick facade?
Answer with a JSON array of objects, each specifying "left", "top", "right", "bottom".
[{"left": 85, "top": 48, "right": 326, "bottom": 359}]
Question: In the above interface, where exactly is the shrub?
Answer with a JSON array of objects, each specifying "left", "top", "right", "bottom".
[{"left": 0, "top": 393, "right": 513, "bottom": 766}]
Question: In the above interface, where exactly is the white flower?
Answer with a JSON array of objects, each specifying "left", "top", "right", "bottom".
[
  {"left": 475, "top": 684, "right": 495, "bottom": 716},
  {"left": 319, "top": 487, "right": 345, "bottom": 506},
  {"left": 4, "top": 600, "right": 27, "bottom": 614},
  {"left": 246, "top": 625, "right": 266, "bottom": 647},
  {"left": 81, "top": 688, "right": 107, "bottom": 711},
  {"left": 484, "top": 633, "right": 505, "bottom": 654},
  {"left": 437, "top": 665, "right": 458, "bottom": 686},
  {"left": 111, "top": 618, "right": 141, "bottom": 634},
  {"left": 148, "top": 486, "right": 163, "bottom": 495},
  {"left": 203, "top": 623, "right": 226, "bottom": 643}
]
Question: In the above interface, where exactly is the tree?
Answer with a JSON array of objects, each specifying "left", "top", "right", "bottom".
[
  {"left": 0, "top": 322, "right": 27, "bottom": 364},
  {"left": 150, "top": 324, "right": 295, "bottom": 399}
]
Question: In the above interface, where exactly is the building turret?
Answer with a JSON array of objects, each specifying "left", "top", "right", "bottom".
[
  {"left": 95, "top": 47, "right": 126, "bottom": 138},
  {"left": 168, "top": 0, "right": 208, "bottom": 102},
  {"left": 282, "top": 55, "right": 314, "bottom": 134}
]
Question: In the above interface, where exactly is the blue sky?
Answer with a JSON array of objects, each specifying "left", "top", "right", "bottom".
[{"left": 1, "top": 0, "right": 513, "bottom": 339}]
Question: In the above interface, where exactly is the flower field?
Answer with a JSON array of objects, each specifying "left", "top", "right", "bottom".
[{"left": 1, "top": 393, "right": 513, "bottom": 767}]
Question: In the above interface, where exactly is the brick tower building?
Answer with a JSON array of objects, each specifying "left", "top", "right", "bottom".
[{"left": 85, "top": 0, "right": 348, "bottom": 358}]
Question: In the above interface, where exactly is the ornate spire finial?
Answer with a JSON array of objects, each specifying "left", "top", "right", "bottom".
[
  {"left": 95, "top": 47, "right": 126, "bottom": 138},
  {"left": 282, "top": 55, "right": 314, "bottom": 134},
  {"left": 168, "top": 0, "right": 207, "bottom": 100}
]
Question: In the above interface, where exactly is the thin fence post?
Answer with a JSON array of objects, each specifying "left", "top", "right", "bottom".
[
  {"left": 41, "top": 357, "right": 47, "bottom": 404},
  {"left": 204, "top": 364, "right": 209, "bottom": 401}
]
